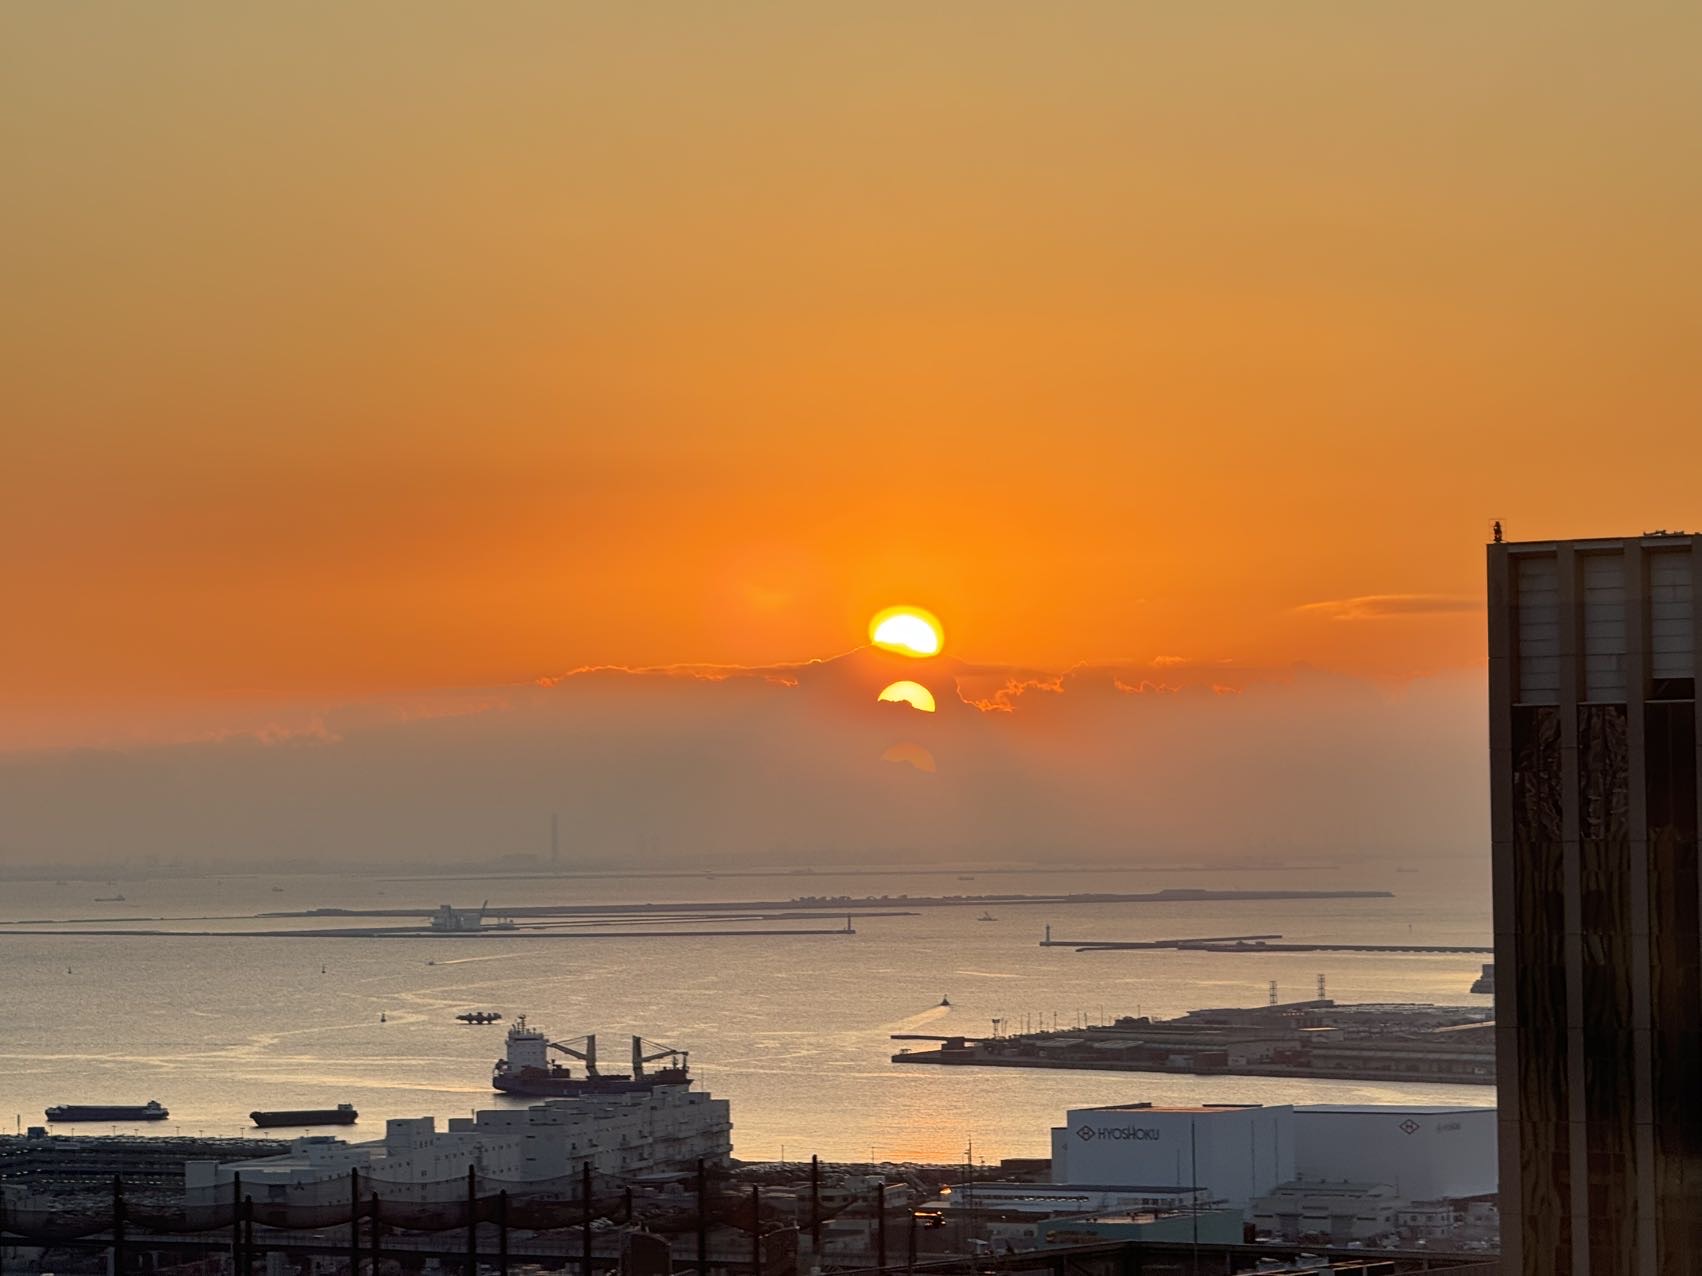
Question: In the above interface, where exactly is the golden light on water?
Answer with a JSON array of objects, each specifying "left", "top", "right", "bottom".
[
  {"left": 869, "top": 606, "right": 943, "bottom": 657},
  {"left": 877, "top": 680, "right": 937, "bottom": 713}
]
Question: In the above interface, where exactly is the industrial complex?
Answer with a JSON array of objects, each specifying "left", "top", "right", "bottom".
[
  {"left": 894, "top": 997, "right": 1497, "bottom": 1085},
  {"left": 5, "top": 1067, "right": 1501, "bottom": 1272}
]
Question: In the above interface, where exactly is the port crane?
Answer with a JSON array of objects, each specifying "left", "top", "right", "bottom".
[{"left": 544, "top": 1032, "right": 689, "bottom": 1079}]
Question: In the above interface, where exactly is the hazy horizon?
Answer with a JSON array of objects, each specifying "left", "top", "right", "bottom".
[{"left": 0, "top": 644, "right": 1486, "bottom": 868}]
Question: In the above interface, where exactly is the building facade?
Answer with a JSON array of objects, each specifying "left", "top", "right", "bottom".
[
  {"left": 1292, "top": 1105, "right": 1495, "bottom": 1201},
  {"left": 1049, "top": 1103, "right": 1294, "bottom": 1211},
  {"left": 1489, "top": 533, "right": 1702, "bottom": 1273},
  {"left": 1251, "top": 1180, "right": 1402, "bottom": 1245},
  {"left": 186, "top": 1086, "right": 731, "bottom": 1203}
]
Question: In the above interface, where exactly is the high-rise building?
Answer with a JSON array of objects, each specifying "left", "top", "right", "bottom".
[{"left": 1488, "top": 533, "right": 1701, "bottom": 1273}]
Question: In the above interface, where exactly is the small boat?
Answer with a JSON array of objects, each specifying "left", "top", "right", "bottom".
[
  {"left": 271, "top": 885, "right": 285, "bottom": 892},
  {"left": 94, "top": 894, "right": 126, "bottom": 902},
  {"left": 977, "top": 911, "right": 997, "bottom": 922},
  {"left": 456, "top": 1010, "right": 504, "bottom": 1024}
]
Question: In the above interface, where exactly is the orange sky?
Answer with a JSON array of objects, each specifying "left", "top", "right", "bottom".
[{"left": 4, "top": 3, "right": 1701, "bottom": 743}]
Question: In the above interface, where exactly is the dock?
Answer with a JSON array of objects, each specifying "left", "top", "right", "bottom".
[
  {"left": 1039, "top": 925, "right": 1492, "bottom": 954},
  {"left": 891, "top": 998, "right": 1496, "bottom": 1086}
]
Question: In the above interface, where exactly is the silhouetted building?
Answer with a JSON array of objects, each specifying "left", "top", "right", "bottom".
[{"left": 1489, "top": 534, "right": 1701, "bottom": 1273}]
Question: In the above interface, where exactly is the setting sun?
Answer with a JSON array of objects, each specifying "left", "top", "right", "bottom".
[
  {"left": 869, "top": 607, "right": 944, "bottom": 658},
  {"left": 877, "top": 680, "right": 937, "bottom": 713}
]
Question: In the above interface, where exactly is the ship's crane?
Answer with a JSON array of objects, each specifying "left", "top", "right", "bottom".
[
  {"left": 535, "top": 1031, "right": 689, "bottom": 1080},
  {"left": 633, "top": 1035, "right": 689, "bottom": 1077},
  {"left": 548, "top": 1032, "right": 601, "bottom": 1075}
]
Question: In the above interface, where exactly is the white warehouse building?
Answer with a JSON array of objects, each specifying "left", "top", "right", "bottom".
[
  {"left": 1050, "top": 1101, "right": 1496, "bottom": 1215},
  {"left": 187, "top": 1087, "right": 731, "bottom": 1203},
  {"left": 1292, "top": 1105, "right": 1495, "bottom": 1201},
  {"left": 1050, "top": 1104, "right": 1295, "bottom": 1211}
]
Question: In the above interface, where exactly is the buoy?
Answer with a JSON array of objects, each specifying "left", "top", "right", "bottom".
[
  {"left": 940, "top": 996, "right": 951, "bottom": 1008},
  {"left": 380, "top": 1013, "right": 387, "bottom": 1023}
]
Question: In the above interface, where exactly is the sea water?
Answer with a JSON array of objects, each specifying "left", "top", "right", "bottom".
[{"left": 0, "top": 862, "right": 1491, "bottom": 1162}]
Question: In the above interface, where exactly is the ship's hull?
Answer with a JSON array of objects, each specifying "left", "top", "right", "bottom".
[
  {"left": 47, "top": 1105, "right": 168, "bottom": 1122},
  {"left": 492, "top": 1069, "right": 689, "bottom": 1098},
  {"left": 250, "top": 1109, "right": 359, "bottom": 1127}
]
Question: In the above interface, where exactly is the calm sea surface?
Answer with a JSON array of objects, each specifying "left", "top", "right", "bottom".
[{"left": 1, "top": 863, "right": 1491, "bottom": 1162}]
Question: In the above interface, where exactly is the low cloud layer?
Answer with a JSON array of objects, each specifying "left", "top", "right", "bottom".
[
  {"left": 0, "top": 649, "right": 1486, "bottom": 868},
  {"left": 1295, "top": 594, "right": 1482, "bottom": 622}
]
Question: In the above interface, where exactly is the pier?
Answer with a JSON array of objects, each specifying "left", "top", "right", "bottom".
[
  {"left": 1039, "top": 924, "right": 1492, "bottom": 954},
  {"left": 892, "top": 997, "right": 1496, "bottom": 1086}
]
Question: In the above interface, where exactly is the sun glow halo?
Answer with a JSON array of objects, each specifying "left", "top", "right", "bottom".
[
  {"left": 869, "top": 606, "right": 943, "bottom": 657},
  {"left": 877, "top": 680, "right": 937, "bottom": 713}
]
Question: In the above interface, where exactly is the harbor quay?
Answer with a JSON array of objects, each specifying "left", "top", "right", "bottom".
[{"left": 893, "top": 998, "right": 1496, "bottom": 1085}]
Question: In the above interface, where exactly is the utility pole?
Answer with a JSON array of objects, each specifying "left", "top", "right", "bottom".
[
  {"left": 750, "top": 1184, "right": 761, "bottom": 1276},
  {"left": 696, "top": 1158, "right": 709, "bottom": 1276},
  {"left": 876, "top": 1182, "right": 887, "bottom": 1272},
  {"left": 467, "top": 1165, "right": 478, "bottom": 1276},
  {"left": 111, "top": 1176, "right": 125, "bottom": 1276},
  {"left": 582, "top": 1162, "right": 593, "bottom": 1276},
  {"left": 349, "top": 1169, "right": 362, "bottom": 1276},
  {"left": 230, "top": 1172, "right": 243, "bottom": 1276},
  {"left": 810, "top": 1155, "right": 821, "bottom": 1255},
  {"left": 1190, "top": 1119, "right": 1200, "bottom": 1275},
  {"left": 368, "top": 1191, "right": 380, "bottom": 1276}
]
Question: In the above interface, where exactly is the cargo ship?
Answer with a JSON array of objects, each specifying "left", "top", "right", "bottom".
[
  {"left": 46, "top": 1100, "right": 168, "bottom": 1122},
  {"left": 251, "top": 1103, "right": 358, "bottom": 1128},
  {"left": 491, "top": 1019, "right": 690, "bottom": 1097}
]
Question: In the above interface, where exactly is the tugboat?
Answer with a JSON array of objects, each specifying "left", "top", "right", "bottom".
[
  {"left": 47, "top": 1100, "right": 168, "bottom": 1122},
  {"left": 251, "top": 1103, "right": 357, "bottom": 1128},
  {"left": 491, "top": 1020, "right": 690, "bottom": 1097},
  {"left": 457, "top": 1010, "right": 504, "bottom": 1024}
]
